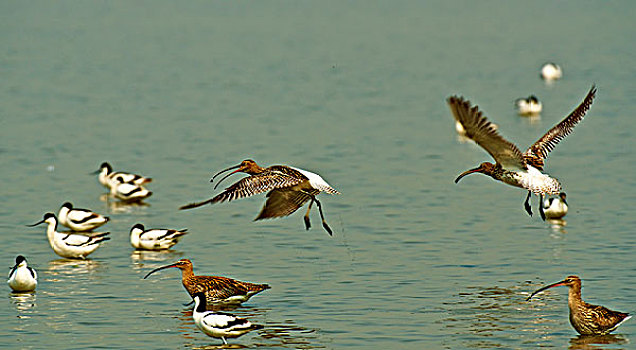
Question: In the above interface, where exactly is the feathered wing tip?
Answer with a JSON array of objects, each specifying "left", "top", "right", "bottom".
[
  {"left": 524, "top": 85, "right": 596, "bottom": 168},
  {"left": 179, "top": 199, "right": 214, "bottom": 210},
  {"left": 255, "top": 189, "right": 313, "bottom": 220}
]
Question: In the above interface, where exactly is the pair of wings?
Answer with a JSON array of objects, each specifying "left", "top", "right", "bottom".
[
  {"left": 448, "top": 86, "right": 596, "bottom": 171},
  {"left": 180, "top": 167, "right": 315, "bottom": 218}
]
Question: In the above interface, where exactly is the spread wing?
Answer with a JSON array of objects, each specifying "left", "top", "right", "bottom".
[
  {"left": 179, "top": 171, "right": 304, "bottom": 210},
  {"left": 255, "top": 188, "right": 318, "bottom": 220},
  {"left": 523, "top": 86, "right": 596, "bottom": 170},
  {"left": 448, "top": 96, "right": 526, "bottom": 170}
]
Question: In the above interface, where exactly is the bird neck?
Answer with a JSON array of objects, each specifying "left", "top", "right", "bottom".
[
  {"left": 180, "top": 265, "right": 195, "bottom": 281},
  {"left": 194, "top": 296, "right": 207, "bottom": 313},
  {"left": 567, "top": 285, "right": 583, "bottom": 308}
]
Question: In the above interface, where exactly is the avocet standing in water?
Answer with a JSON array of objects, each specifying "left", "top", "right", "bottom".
[
  {"left": 28, "top": 213, "right": 110, "bottom": 259},
  {"left": 8, "top": 255, "right": 37, "bottom": 292},
  {"left": 110, "top": 176, "right": 153, "bottom": 202},
  {"left": 515, "top": 95, "right": 543, "bottom": 116},
  {"left": 180, "top": 159, "right": 340, "bottom": 235},
  {"left": 129, "top": 223, "right": 188, "bottom": 250},
  {"left": 541, "top": 62, "right": 562, "bottom": 82},
  {"left": 191, "top": 291, "right": 263, "bottom": 345},
  {"left": 543, "top": 192, "right": 568, "bottom": 219},
  {"left": 58, "top": 202, "right": 109, "bottom": 232},
  {"left": 93, "top": 162, "right": 152, "bottom": 189}
]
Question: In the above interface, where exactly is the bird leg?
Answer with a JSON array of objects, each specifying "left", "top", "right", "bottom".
[
  {"left": 539, "top": 194, "right": 546, "bottom": 221},
  {"left": 183, "top": 300, "right": 194, "bottom": 307},
  {"left": 524, "top": 191, "right": 533, "bottom": 216},
  {"left": 221, "top": 337, "right": 228, "bottom": 345},
  {"left": 304, "top": 200, "right": 313, "bottom": 230},
  {"left": 302, "top": 191, "right": 333, "bottom": 236}
]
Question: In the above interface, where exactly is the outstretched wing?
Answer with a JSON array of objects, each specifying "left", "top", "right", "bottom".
[
  {"left": 523, "top": 86, "right": 596, "bottom": 170},
  {"left": 255, "top": 188, "right": 317, "bottom": 220},
  {"left": 179, "top": 171, "right": 305, "bottom": 210},
  {"left": 448, "top": 96, "right": 526, "bottom": 170}
]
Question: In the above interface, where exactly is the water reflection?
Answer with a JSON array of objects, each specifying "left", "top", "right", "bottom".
[
  {"left": 568, "top": 334, "right": 629, "bottom": 350},
  {"left": 46, "top": 258, "right": 102, "bottom": 278},
  {"left": 547, "top": 219, "right": 567, "bottom": 235},
  {"left": 9, "top": 292, "right": 37, "bottom": 314},
  {"left": 131, "top": 249, "right": 184, "bottom": 265},
  {"left": 99, "top": 194, "right": 150, "bottom": 213}
]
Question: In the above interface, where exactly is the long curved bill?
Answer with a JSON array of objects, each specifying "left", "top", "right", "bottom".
[
  {"left": 526, "top": 280, "right": 567, "bottom": 301},
  {"left": 211, "top": 164, "right": 242, "bottom": 190},
  {"left": 143, "top": 263, "right": 178, "bottom": 279},
  {"left": 455, "top": 167, "right": 482, "bottom": 183},
  {"left": 26, "top": 219, "right": 45, "bottom": 227}
]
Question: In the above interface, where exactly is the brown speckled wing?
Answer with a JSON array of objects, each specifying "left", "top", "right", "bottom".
[
  {"left": 211, "top": 171, "right": 305, "bottom": 204},
  {"left": 524, "top": 86, "right": 596, "bottom": 171},
  {"left": 190, "top": 276, "right": 269, "bottom": 301},
  {"left": 448, "top": 96, "right": 526, "bottom": 170},
  {"left": 255, "top": 188, "right": 318, "bottom": 220}
]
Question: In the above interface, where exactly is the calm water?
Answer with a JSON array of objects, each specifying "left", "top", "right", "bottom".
[{"left": 2, "top": 1, "right": 635, "bottom": 349}]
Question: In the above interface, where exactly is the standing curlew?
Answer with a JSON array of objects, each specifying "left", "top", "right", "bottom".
[
  {"left": 143, "top": 258, "right": 270, "bottom": 306},
  {"left": 180, "top": 159, "right": 340, "bottom": 235},
  {"left": 527, "top": 275, "right": 631, "bottom": 335},
  {"left": 448, "top": 86, "right": 596, "bottom": 220}
]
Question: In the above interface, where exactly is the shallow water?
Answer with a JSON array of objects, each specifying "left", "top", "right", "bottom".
[{"left": 1, "top": 1, "right": 634, "bottom": 349}]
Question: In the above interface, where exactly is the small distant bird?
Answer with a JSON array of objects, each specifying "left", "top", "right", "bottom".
[
  {"left": 191, "top": 292, "right": 263, "bottom": 345},
  {"left": 541, "top": 62, "right": 562, "bottom": 81},
  {"left": 7, "top": 255, "right": 37, "bottom": 292},
  {"left": 93, "top": 162, "right": 152, "bottom": 189},
  {"left": 110, "top": 176, "right": 153, "bottom": 202},
  {"left": 180, "top": 159, "right": 340, "bottom": 235},
  {"left": 527, "top": 275, "right": 631, "bottom": 335},
  {"left": 516, "top": 95, "right": 543, "bottom": 116},
  {"left": 58, "top": 202, "right": 109, "bottom": 232},
  {"left": 28, "top": 213, "right": 110, "bottom": 259},
  {"left": 143, "top": 258, "right": 270, "bottom": 306},
  {"left": 448, "top": 86, "right": 596, "bottom": 220},
  {"left": 543, "top": 192, "right": 568, "bottom": 219},
  {"left": 129, "top": 223, "right": 188, "bottom": 250}
]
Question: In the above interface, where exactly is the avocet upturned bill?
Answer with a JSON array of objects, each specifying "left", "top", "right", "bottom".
[
  {"left": 527, "top": 276, "right": 631, "bottom": 335},
  {"left": 543, "top": 192, "right": 568, "bottom": 219},
  {"left": 93, "top": 162, "right": 152, "bottom": 189},
  {"left": 8, "top": 255, "right": 37, "bottom": 292},
  {"left": 129, "top": 223, "right": 188, "bottom": 250},
  {"left": 180, "top": 159, "right": 340, "bottom": 235},
  {"left": 110, "top": 176, "right": 153, "bottom": 202},
  {"left": 541, "top": 62, "right": 562, "bottom": 81},
  {"left": 448, "top": 86, "right": 596, "bottom": 220},
  {"left": 192, "top": 291, "right": 263, "bottom": 345},
  {"left": 143, "top": 259, "right": 270, "bottom": 306},
  {"left": 515, "top": 95, "right": 543, "bottom": 116},
  {"left": 58, "top": 202, "right": 109, "bottom": 232},
  {"left": 28, "top": 213, "right": 110, "bottom": 259}
]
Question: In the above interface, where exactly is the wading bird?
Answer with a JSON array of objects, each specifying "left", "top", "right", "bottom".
[
  {"left": 527, "top": 275, "right": 631, "bottom": 335},
  {"left": 543, "top": 192, "right": 568, "bottom": 219},
  {"left": 515, "top": 95, "right": 542, "bottom": 116},
  {"left": 143, "top": 259, "right": 270, "bottom": 306},
  {"left": 191, "top": 292, "right": 263, "bottom": 345},
  {"left": 7, "top": 255, "right": 37, "bottom": 292},
  {"left": 180, "top": 159, "right": 340, "bottom": 235},
  {"left": 129, "top": 223, "right": 188, "bottom": 250},
  {"left": 541, "top": 62, "right": 562, "bottom": 81},
  {"left": 448, "top": 86, "right": 596, "bottom": 220},
  {"left": 93, "top": 162, "right": 152, "bottom": 189},
  {"left": 58, "top": 202, "right": 109, "bottom": 232},
  {"left": 28, "top": 213, "right": 110, "bottom": 259}
]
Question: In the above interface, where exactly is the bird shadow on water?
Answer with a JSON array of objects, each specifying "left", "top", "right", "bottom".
[
  {"left": 46, "top": 258, "right": 103, "bottom": 278},
  {"left": 568, "top": 334, "right": 630, "bottom": 350}
]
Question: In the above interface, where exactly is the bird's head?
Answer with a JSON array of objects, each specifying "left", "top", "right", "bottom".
[{"left": 455, "top": 162, "right": 497, "bottom": 183}]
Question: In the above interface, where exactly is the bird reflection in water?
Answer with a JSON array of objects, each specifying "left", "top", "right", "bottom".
[
  {"left": 99, "top": 193, "right": 150, "bottom": 214},
  {"left": 131, "top": 249, "right": 184, "bottom": 265},
  {"left": 47, "top": 258, "right": 101, "bottom": 278},
  {"left": 568, "top": 334, "right": 628, "bottom": 350},
  {"left": 10, "top": 292, "right": 37, "bottom": 314},
  {"left": 547, "top": 219, "right": 567, "bottom": 235}
]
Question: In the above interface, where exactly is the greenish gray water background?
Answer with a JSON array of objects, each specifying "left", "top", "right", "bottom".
[{"left": 1, "top": 1, "right": 634, "bottom": 349}]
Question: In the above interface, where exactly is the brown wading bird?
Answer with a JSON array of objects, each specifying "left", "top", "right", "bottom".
[
  {"left": 527, "top": 275, "right": 631, "bottom": 335},
  {"left": 179, "top": 159, "right": 340, "bottom": 235},
  {"left": 447, "top": 86, "right": 596, "bottom": 220},
  {"left": 143, "top": 259, "right": 270, "bottom": 307}
]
